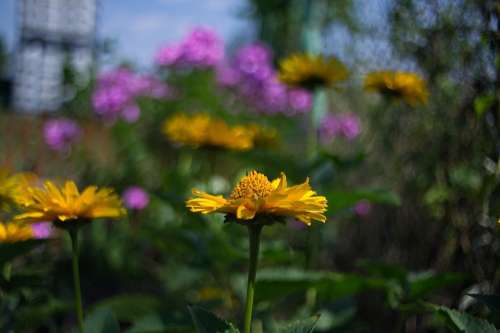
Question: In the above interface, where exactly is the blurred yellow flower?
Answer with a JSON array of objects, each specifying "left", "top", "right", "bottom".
[
  {"left": 0, "top": 169, "right": 38, "bottom": 208},
  {"left": 187, "top": 170, "right": 327, "bottom": 226},
  {"left": 14, "top": 180, "right": 126, "bottom": 224},
  {"left": 278, "top": 53, "right": 349, "bottom": 90},
  {"left": 162, "top": 113, "right": 275, "bottom": 151},
  {"left": 364, "top": 70, "right": 429, "bottom": 107},
  {"left": 0, "top": 222, "right": 34, "bottom": 243}
]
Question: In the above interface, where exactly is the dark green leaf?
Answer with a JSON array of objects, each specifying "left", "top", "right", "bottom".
[
  {"left": 325, "top": 189, "right": 401, "bottom": 213},
  {"left": 255, "top": 268, "right": 388, "bottom": 303},
  {"left": 84, "top": 307, "right": 120, "bottom": 333},
  {"left": 0, "top": 240, "right": 45, "bottom": 267},
  {"left": 90, "top": 294, "right": 162, "bottom": 322},
  {"left": 188, "top": 306, "right": 239, "bottom": 333},
  {"left": 468, "top": 294, "right": 500, "bottom": 312},
  {"left": 432, "top": 305, "right": 497, "bottom": 333},
  {"left": 408, "top": 272, "right": 466, "bottom": 300},
  {"left": 127, "top": 314, "right": 192, "bottom": 333},
  {"left": 278, "top": 314, "right": 320, "bottom": 333}
]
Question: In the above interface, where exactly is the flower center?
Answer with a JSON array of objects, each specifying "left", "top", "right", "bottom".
[{"left": 230, "top": 170, "right": 274, "bottom": 200}]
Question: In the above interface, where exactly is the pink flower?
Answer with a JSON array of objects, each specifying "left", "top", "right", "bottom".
[
  {"left": 319, "top": 113, "right": 362, "bottom": 143},
  {"left": 354, "top": 200, "right": 372, "bottom": 216},
  {"left": 32, "top": 222, "right": 53, "bottom": 239},
  {"left": 43, "top": 118, "right": 81, "bottom": 152},
  {"left": 122, "top": 186, "right": 150, "bottom": 211},
  {"left": 288, "top": 89, "right": 312, "bottom": 114},
  {"left": 92, "top": 68, "right": 170, "bottom": 123},
  {"left": 155, "top": 27, "right": 224, "bottom": 68}
]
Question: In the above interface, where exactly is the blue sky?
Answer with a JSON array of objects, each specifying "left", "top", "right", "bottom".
[{"left": 0, "top": 0, "right": 252, "bottom": 67}]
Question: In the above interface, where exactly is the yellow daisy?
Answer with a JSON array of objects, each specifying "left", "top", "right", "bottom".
[
  {"left": 162, "top": 113, "right": 274, "bottom": 151},
  {"left": 0, "top": 222, "right": 34, "bottom": 243},
  {"left": 278, "top": 53, "right": 349, "bottom": 90},
  {"left": 14, "top": 180, "right": 126, "bottom": 224},
  {"left": 0, "top": 169, "right": 38, "bottom": 208},
  {"left": 186, "top": 170, "right": 327, "bottom": 226},
  {"left": 364, "top": 70, "right": 429, "bottom": 107}
]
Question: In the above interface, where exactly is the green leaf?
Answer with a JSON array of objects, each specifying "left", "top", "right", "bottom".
[
  {"left": 468, "top": 294, "right": 500, "bottom": 312},
  {"left": 325, "top": 189, "right": 400, "bottom": 213},
  {"left": 84, "top": 307, "right": 120, "bottom": 333},
  {"left": 254, "top": 268, "right": 388, "bottom": 303},
  {"left": 408, "top": 272, "right": 466, "bottom": 300},
  {"left": 90, "top": 294, "right": 161, "bottom": 322},
  {"left": 474, "top": 94, "right": 495, "bottom": 117},
  {"left": 432, "top": 305, "right": 498, "bottom": 333},
  {"left": 188, "top": 306, "right": 239, "bottom": 333},
  {"left": 127, "top": 314, "right": 192, "bottom": 333},
  {"left": 278, "top": 314, "right": 321, "bottom": 333},
  {"left": 0, "top": 240, "right": 45, "bottom": 267}
]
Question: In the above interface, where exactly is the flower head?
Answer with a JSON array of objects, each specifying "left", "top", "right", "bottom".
[
  {"left": 122, "top": 186, "right": 150, "bottom": 211},
  {"left": 162, "top": 113, "right": 273, "bottom": 151},
  {"left": 155, "top": 27, "right": 224, "bottom": 68},
  {"left": 354, "top": 200, "right": 372, "bottom": 216},
  {"left": 279, "top": 53, "right": 349, "bottom": 90},
  {"left": 32, "top": 222, "right": 54, "bottom": 239},
  {"left": 319, "top": 113, "right": 361, "bottom": 143},
  {"left": 15, "top": 180, "right": 126, "bottom": 224},
  {"left": 364, "top": 70, "right": 429, "bottom": 107},
  {"left": 0, "top": 222, "right": 34, "bottom": 243},
  {"left": 186, "top": 170, "right": 327, "bottom": 226},
  {"left": 92, "top": 67, "right": 170, "bottom": 122},
  {"left": 0, "top": 169, "right": 38, "bottom": 208},
  {"left": 43, "top": 118, "right": 81, "bottom": 152}
]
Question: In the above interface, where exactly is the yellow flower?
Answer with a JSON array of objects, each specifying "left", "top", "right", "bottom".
[
  {"left": 0, "top": 169, "right": 38, "bottom": 208},
  {"left": 278, "top": 53, "right": 349, "bottom": 90},
  {"left": 162, "top": 113, "right": 274, "bottom": 151},
  {"left": 0, "top": 222, "right": 34, "bottom": 243},
  {"left": 14, "top": 180, "right": 126, "bottom": 224},
  {"left": 186, "top": 170, "right": 327, "bottom": 226},
  {"left": 364, "top": 70, "right": 429, "bottom": 107}
]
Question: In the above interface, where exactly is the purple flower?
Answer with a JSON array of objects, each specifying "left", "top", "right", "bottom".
[
  {"left": 122, "top": 186, "right": 150, "bottom": 211},
  {"left": 215, "top": 42, "right": 313, "bottom": 116},
  {"left": 43, "top": 118, "right": 81, "bottom": 152},
  {"left": 32, "top": 222, "right": 53, "bottom": 239},
  {"left": 233, "top": 43, "right": 273, "bottom": 82},
  {"left": 288, "top": 89, "right": 312, "bottom": 114},
  {"left": 155, "top": 27, "right": 224, "bottom": 68},
  {"left": 216, "top": 64, "right": 241, "bottom": 87},
  {"left": 354, "top": 200, "right": 372, "bottom": 216},
  {"left": 261, "top": 79, "right": 288, "bottom": 112},
  {"left": 155, "top": 43, "right": 184, "bottom": 66},
  {"left": 92, "top": 68, "right": 170, "bottom": 122},
  {"left": 121, "top": 104, "right": 141, "bottom": 123},
  {"left": 319, "top": 113, "right": 361, "bottom": 143}
]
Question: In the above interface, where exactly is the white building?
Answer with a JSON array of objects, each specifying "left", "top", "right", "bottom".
[{"left": 13, "top": 0, "right": 97, "bottom": 113}]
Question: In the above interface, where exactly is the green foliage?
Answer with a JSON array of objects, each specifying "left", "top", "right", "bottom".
[
  {"left": 468, "top": 294, "right": 500, "bottom": 313},
  {"left": 188, "top": 306, "right": 240, "bottom": 333},
  {"left": 84, "top": 307, "right": 120, "bottom": 333},
  {"left": 431, "top": 305, "right": 498, "bottom": 333},
  {"left": 277, "top": 314, "right": 320, "bottom": 333}
]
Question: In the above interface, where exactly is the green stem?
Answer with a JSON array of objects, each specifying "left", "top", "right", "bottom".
[
  {"left": 244, "top": 225, "right": 262, "bottom": 333},
  {"left": 69, "top": 229, "right": 84, "bottom": 333}
]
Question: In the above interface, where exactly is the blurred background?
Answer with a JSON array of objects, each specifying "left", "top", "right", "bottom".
[{"left": 0, "top": 0, "right": 499, "bottom": 332}]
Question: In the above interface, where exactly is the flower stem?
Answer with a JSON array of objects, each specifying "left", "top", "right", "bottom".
[
  {"left": 244, "top": 225, "right": 262, "bottom": 333},
  {"left": 69, "top": 228, "right": 84, "bottom": 333}
]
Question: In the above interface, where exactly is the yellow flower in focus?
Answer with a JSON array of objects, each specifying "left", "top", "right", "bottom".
[
  {"left": 0, "top": 222, "right": 34, "bottom": 243},
  {"left": 364, "top": 70, "right": 429, "bottom": 107},
  {"left": 278, "top": 53, "right": 349, "bottom": 90},
  {"left": 186, "top": 170, "right": 327, "bottom": 226},
  {"left": 0, "top": 169, "right": 38, "bottom": 208},
  {"left": 14, "top": 180, "right": 126, "bottom": 224},
  {"left": 163, "top": 113, "right": 275, "bottom": 151}
]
